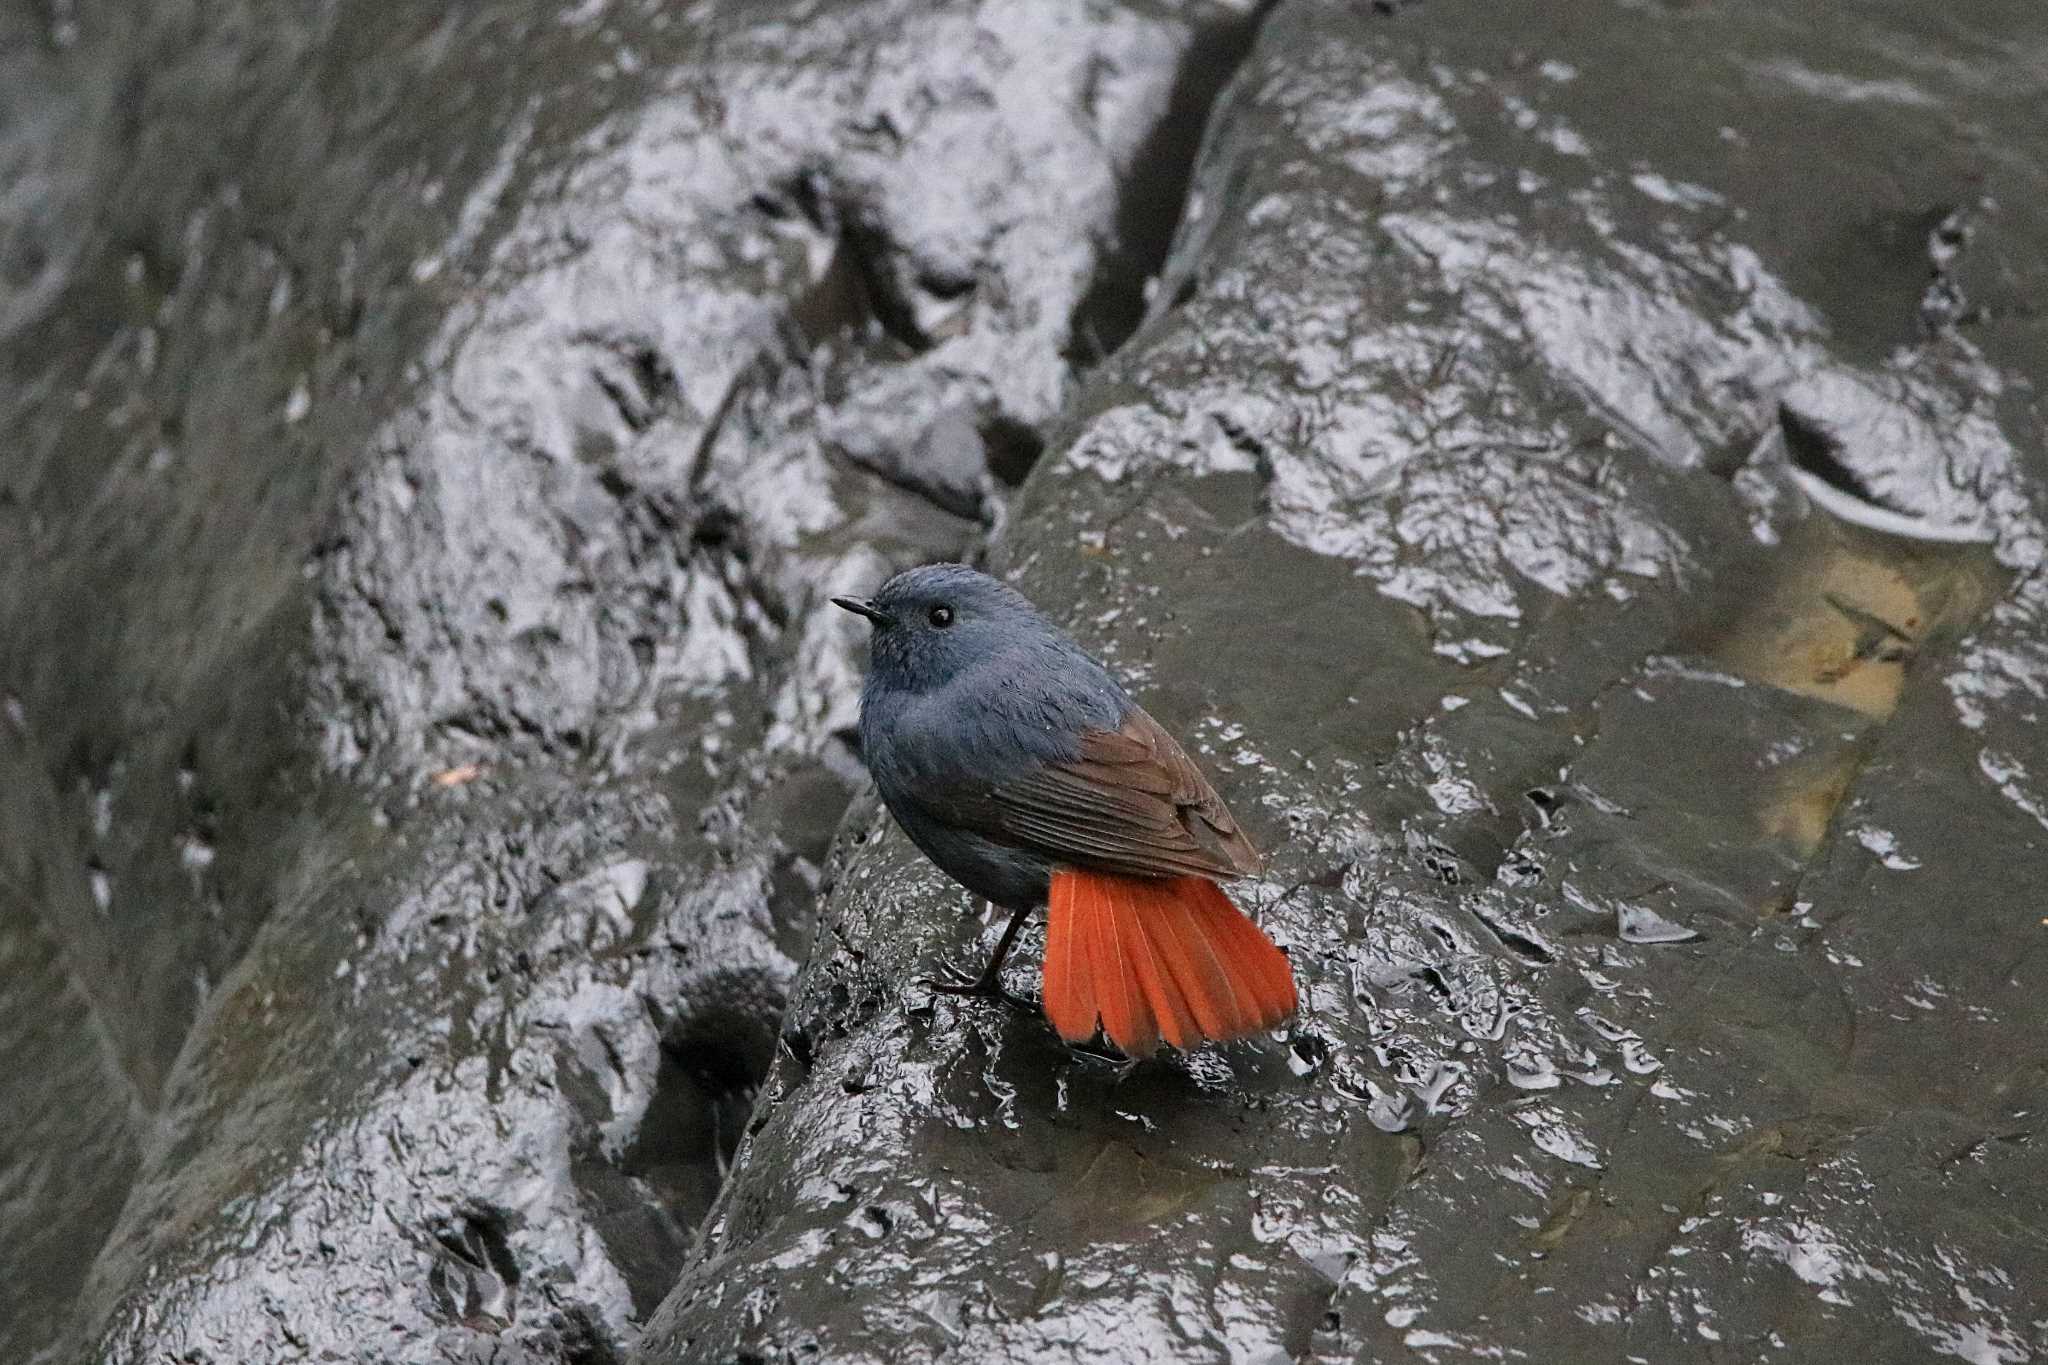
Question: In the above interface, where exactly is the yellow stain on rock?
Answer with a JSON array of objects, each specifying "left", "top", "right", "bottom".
[
  {"left": 1687, "top": 514, "right": 2001, "bottom": 863},
  {"left": 1702, "top": 518, "right": 1997, "bottom": 722},
  {"left": 1761, "top": 748, "right": 1864, "bottom": 858}
]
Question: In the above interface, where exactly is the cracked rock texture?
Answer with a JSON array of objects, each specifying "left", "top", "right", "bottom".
[
  {"left": 2, "top": 1, "right": 1255, "bottom": 1360},
  {"left": 3, "top": 1, "right": 2046, "bottom": 1363},
  {"left": 644, "top": 2, "right": 2048, "bottom": 1363}
]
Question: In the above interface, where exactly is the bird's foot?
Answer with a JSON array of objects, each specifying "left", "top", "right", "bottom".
[
  {"left": 1063, "top": 1039, "right": 1145, "bottom": 1078},
  {"left": 918, "top": 960, "right": 1039, "bottom": 1015}
]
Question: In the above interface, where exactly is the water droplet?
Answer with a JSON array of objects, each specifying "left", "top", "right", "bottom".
[
  {"left": 1516, "top": 1107, "right": 1604, "bottom": 1168},
  {"left": 1579, "top": 1011, "right": 1633, "bottom": 1043},
  {"left": 1507, "top": 1053, "right": 1562, "bottom": 1090},
  {"left": 1367, "top": 1084, "right": 1413, "bottom": 1133},
  {"left": 1618, "top": 901, "right": 1698, "bottom": 944},
  {"left": 1289, "top": 1034, "right": 1330, "bottom": 1077},
  {"left": 1851, "top": 824, "right": 1922, "bottom": 871},
  {"left": 1414, "top": 1060, "right": 1466, "bottom": 1115},
  {"left": 1620, "top": 1039, "right": 1662, "bottom": 1074},
  {"left": 178, "top": 835, "right": 216, "bottom": 875}
]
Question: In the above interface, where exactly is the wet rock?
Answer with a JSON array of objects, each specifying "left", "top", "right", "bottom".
[
  {"left": 2, "top": 1, "right": 1262, "bottom": 1362},
  {"left": 306, "top": 0, "right": 1265, "bottom": 777},
  {"left": 1777, "top": 363, "right": 2009, "bottom": 544},
  {"left": 78, "top": 779, "right": 792, "bottom": 1363},
  {"left": 7, "top": 0, "right": 2048, "bottom": 1361},
  {"left": 0, "top": 850, "right": 141, "bottom": 1363},
  {"left": 643, "top": 1, "right": 2048, "bottom": 1362}
]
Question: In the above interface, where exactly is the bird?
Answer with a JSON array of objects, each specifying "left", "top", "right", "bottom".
[{"left": 833, "top": 563, "right": 1297, "bottom": 1055}]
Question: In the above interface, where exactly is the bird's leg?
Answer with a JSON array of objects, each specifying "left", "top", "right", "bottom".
[{"left": 921, "top": 901, "right": 1038, "bottom": 1013}]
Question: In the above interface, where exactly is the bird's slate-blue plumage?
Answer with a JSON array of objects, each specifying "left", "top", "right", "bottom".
[
  {"left": 836, "top": 562, "right": 1294, "bottom": 1054},
  {"left": 854, "top": 564, "right": 1130, "bottom": 910}
]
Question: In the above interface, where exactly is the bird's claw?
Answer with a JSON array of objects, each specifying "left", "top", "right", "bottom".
[{"left": 917, "top": 961, "right": 1038, "bottom": 1015}]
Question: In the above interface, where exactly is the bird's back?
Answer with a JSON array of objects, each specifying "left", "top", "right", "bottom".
[{"left": 863, "top": 634, "right": 1125, "bottom": 807}]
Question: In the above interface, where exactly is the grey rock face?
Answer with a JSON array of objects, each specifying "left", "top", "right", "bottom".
[
  {"left": 642, "top": 2, "right": 2048, "bottom": 1363},
  {"left": 1, "top": 1, "right": 1256, "bottom": 1361},
  {"left": 5, "top": 0, "right": 2047, "bottom": 1363}
]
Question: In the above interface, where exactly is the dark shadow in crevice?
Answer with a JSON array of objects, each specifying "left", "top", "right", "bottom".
[
  {"left": 784, "top": 227, "right": 883, "bottom": 352},
  {"left": 839, "top": 216, "right": 932, "bottom": 356},
  {"left": 427, "top": 1205, "right": 520, "bottom": 1331},
  {"left": 575, "top": 1002, "right": 777, "bottom": 1316},
  {"left": 555, "top": 1304, "right": 628, "bottom": 1365},
  {"left": 575, "top": 1048, "right": 721, "bottom": 1316},
  {"left": 1066, "top": 4, "right": 1274, "bottom": 370},
  {"left": 982, "top": 412, "right": 1046, "bottom": 489},
  {"left": 1778, "top": 402, "right": 1901, "bottom": 512}
]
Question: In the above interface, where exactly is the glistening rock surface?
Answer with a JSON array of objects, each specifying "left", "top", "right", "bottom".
[
  {"left": 0, "top": 1, "right": 1256, "bottom": 1361},
  {"left": 641, "top": 2, "right": 2048, "bottom": 1362},
  {"left": 4, "top": 0, "right": 2046, "bottom": 1363}
]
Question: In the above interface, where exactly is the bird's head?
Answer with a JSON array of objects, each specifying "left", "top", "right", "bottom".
[{"left": 833, "top": 563, "right": 1048, "bottom": 692}]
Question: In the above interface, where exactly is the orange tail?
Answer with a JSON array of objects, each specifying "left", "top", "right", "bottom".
[{"left": 1043, "top": 869, "right": 1297, "bottom": 1055}]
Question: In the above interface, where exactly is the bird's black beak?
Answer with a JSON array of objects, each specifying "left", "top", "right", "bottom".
[{"left": 832, "top": 596, "right": 892, "bottom": 626}]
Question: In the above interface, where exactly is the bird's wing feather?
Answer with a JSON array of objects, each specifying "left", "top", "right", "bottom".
[{"left": 980, "top": 707, "right": 1261, "bottom": 880}]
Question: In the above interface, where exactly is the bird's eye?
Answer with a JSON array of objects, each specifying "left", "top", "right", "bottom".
[{"left": 928, "top": 605, "right": 954, "bottom": 628}]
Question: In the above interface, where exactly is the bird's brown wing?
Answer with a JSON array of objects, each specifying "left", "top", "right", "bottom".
[{"left": 984, "top": 706, "right": 1262, "bottom": 881}]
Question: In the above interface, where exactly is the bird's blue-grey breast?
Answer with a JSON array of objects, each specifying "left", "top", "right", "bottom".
[{"left": 846, "top": 564, "right": 1130, "bottom": 910}]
